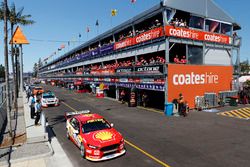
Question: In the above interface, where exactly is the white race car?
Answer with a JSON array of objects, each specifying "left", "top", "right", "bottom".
[{"left": 41, "top": 92, "right": 59, "bottom": 107}]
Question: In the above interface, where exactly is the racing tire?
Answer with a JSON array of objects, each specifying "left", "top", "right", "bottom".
[
  {"left": 80, "top": 144, "right": 85, "bottom": 158},
  {"left": 66, "top": 129, "right": 70, "bottom": 139}
]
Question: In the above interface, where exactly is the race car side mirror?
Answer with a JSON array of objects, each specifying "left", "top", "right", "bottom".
[{"left": 110, "top": 123, "right": 114, "bottom": 127}]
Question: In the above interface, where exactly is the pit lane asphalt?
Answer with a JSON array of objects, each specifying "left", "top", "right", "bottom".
[{"left": 42, "top": 85, "right": 250, "bottom": 167}]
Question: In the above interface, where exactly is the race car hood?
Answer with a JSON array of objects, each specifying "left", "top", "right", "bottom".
[{"left": 82, "top": 128, "right": 123, "bottom": 147}]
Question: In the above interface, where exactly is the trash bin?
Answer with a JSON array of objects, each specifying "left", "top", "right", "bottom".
[
  {"left": 165, "top": 103, "right": 173, "bottom": 116},
  {"left": 229, "top": 96, "right": 238, "bottom": 106}
]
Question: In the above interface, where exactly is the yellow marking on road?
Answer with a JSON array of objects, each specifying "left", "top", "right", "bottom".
[
  {"left": 125, "top": 140, "right": 171, "bottom": 167},
  {"left": 235, "top": 110, "right": 249, "bottom": 118},
  {"left": 218, "top": 108, "right": 250, "bottom": 120},
  {"left": 61, "top": 100, "right": 171, "bottom": 167},
  {"left": 137, "top": 106, "right": 164, "bottom": 114},
  {"left": 229, "top": 111, "right": 244, "bottom": 118},
  {"left": 73, "top": 97, "right": 81, "bottom": 102},
  {"left": 241, "top": 108, "right": 250, "bottom": 118},
  {"left": 61, "top": 101, "right": 78, "bottom": 112}
]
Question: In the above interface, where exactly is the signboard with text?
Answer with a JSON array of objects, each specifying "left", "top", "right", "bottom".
[
  {"left": 165, "top": 25, "right": 231, "bottom": 44},
  {"left": 168, "top": 64, "right": 233, "bottom": 108}
]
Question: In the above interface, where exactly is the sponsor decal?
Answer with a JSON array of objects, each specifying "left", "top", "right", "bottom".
[
  {"left": 87, "top": 118, "right": 105, "bottom": 123},
  {"left": 95, "top": 131, "right": 113, "bottom": 141},
  {"left": 83, "top": 114, "right": 94, "bottom": 117},
  {"left": 165, "top": 25, "right": 231, "bottom": 44}
]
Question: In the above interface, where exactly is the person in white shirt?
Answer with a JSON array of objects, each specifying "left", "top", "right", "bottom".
[
  {"left": 28, "top": 94, "right": 35, "bottom": 119},
  {"left": 35, "top": 99, "right": 42, "bottom": 125}
]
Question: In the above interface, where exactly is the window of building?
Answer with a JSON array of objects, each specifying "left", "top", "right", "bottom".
[
  {"left": 188, "top": 46, "right": 203, "bottom": 64},
  {"left": 169, "top": 43, "right": 187, "bottom": 64},
  {"left": 221, "top": 23, "right": 232, "bottom": 35},
  {"left": 189, "top": 16, "right": 204, "bottom": 30},
  {"left": 169, "top": 10, "right": 190, "bottom": 28},
  {"left": 205, "top": 19, "right": 220, "bottom": 33}
]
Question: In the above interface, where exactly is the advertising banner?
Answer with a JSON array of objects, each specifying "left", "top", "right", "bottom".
[
  {"left": 90, "top": 69, "right": 115, "bottom": 75},
  {"left": 76, "top": 71, "right": 83, "bottom": 75},
  {"left": 134, "top": 27, "right": 164, "bottom": 44},
  {"left": 116, "top": 67, "right": 133, "bottom": 73},
  {"left": 165, "top": 25, "right": 231, "bottom": 44},
  {"left": 114, "top": 37, "right": 134, "bottom": 50},
  {"left": 100, "top": 44, "right": 114, "bottom": 54},
  {"left": 136, "top": 84, "right": 164, "bottom": 91},
  {"left": 135, "top": 65, "right": 163, "bottom": 74},
  {"left": 91, "top": 48, "right": 100, "bottom": 56},
  {"left": 168, "top": 64, "right": 233, "bottom": 108}
]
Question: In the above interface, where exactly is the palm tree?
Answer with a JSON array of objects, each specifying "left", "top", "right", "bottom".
[
  {"left": 0, "top": 2, "right": 34, "bottom": 138},
  {"left": 0, "top": 2, "right": 35, "bottom": 113},
  {"left": 3, "top": 0, "right": 12, "bottom": 137},
  {"left": 8, "top": 3, "right": 34, "bottom": 111}
]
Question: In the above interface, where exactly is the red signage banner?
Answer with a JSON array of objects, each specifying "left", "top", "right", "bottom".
[
  {"left": 90, "top": 69, "right": 115, "bottom": 75},
  {"left": 134, "top": 27, "right": 163, "bottom": 44},
  {"left": 165, "top": 25, "right": 231, "bottom": 44},
  {"left": 168, "top": 65, "right": 233, "bottom": 108},
  {"left": 114, "top": 27, "right": 164, "bottom": 50},
  {"left": 114, "top": 37, "right": 134, "bottom": 50}
]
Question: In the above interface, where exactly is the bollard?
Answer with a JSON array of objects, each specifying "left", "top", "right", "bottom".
[{"left": 41, "top": 111, "right": 46, "bottom": 133}]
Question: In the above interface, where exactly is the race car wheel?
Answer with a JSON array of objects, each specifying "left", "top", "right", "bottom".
[
  {"left": 66, "top": 129, "right": 70, "bottom": 139},
  {"left": 80, "top": 144, "right": 85, "bottom": 158}
]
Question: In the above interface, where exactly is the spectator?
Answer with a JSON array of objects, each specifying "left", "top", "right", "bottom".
[
  {"left": 28, "top": 94, "right": 36, "bottom": 119},
  {"left": 174, "top": 55, "right": 180, "bottom": 63},
  {"left": 35, "top": 99, "right": 42, "bottom": 125},
  {"left": 120, "top": 90, "right": 126, "bottom": 104},
  {"left": 179, "top": 19, "right": 185, "bottom": 27},
  {"left": 178, "top": 93, "right": 187, "bottom": 117},
  {"left": 180, "top": 56, "right": 187, "bottom": 64},
  {"left": 174, "top": 18, "right": 180, "bottom": 27},
  {"left": 142, "top": 92, "right": 149, "bottom": 107}
]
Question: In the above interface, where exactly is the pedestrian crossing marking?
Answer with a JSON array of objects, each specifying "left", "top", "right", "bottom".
[{"left": 217, "top": 107, "right": 250, "bottom": 120}]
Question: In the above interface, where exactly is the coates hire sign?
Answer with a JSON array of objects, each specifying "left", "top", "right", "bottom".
[
  {"left": 168, "top": 64, "right": 233, "bottom": 108},
  {"left": 114, "top": 27, "right": 164, "bottom": 50},
  {"left": 165, "top": 25, "right": 232, "bottom": 44}
]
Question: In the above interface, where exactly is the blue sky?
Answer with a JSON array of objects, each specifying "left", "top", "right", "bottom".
[{"left": 0, "top": 0, "right": 249, "bottom": 72}]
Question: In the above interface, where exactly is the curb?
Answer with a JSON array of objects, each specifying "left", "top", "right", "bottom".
[
  {"left": 9, "top": 141, "right": 54, "bottom": 165},
  {"left": 0, "top": 157, "right": 9, "bottom": 167}
]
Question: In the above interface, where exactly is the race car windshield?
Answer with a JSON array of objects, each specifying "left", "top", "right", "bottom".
[
  {"left": 35, "top": 88, "right": 43, "bottom": 90},
  {"left": 43, "top": 95, "right": 55, "bottom": 98},
  {"left": 82, "top": 120, "right": 111, "bottom": 133}
]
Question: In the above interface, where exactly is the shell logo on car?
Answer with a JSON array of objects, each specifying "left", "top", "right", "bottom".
[{"left": 95, "top": 131, "right": 113, "bottom": 141}]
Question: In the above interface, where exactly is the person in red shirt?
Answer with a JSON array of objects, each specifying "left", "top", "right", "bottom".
[
  {"left": 174, "top": 55, "right": 180, "bottom": 63},
  {"left": 180, "top": 56, "right": 187, "bottom": 64}
]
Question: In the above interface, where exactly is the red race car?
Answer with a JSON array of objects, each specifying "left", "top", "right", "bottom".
[{"left": 65, "top": 110, "right": 126, "bottom": 161}]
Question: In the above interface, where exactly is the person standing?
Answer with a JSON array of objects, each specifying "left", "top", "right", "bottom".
[
  {"left": 120, "top": 90, "right": 126, "bottom": 104},
  {"left": 35, "top": 99, "right": 42, "bottom": 125},
  {"left": 142, "top": 92, "right": 149, "bottom": 107},
  {"left": 178, "top": 93, "right": 187, "bottom": 117},
  {"left": 28, "top": 94, "right": 35, "bottom": 119}
]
